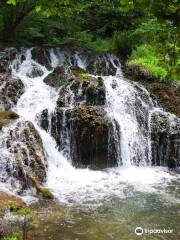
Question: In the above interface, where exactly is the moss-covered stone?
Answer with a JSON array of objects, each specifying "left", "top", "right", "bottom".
[
  {"left": 0, "top": 111, "right": 19, "bottom": 130},
  {"left": 124, "top": 62, "right": 158, "bottom": 82},
  {"left": 44, "top": 66, "right": 71, "bottom": 88},
  {"left": 41, "top": 188, "right": 54, "bottom": 199},
  {"left": 28, "top": 174, "right": 54, "bottom": 199}
]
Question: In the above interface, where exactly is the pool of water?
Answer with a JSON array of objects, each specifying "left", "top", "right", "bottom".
[{"left": 30, "top": 168, "right": 180, "bottom": 240}]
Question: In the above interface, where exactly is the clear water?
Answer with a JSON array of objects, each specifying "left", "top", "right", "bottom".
[
  {"left": 0, "top": 48, "right": 180, "bottom": 239},
  {"left": 30, "top": 173, "right": 180, "bottom": 240}
]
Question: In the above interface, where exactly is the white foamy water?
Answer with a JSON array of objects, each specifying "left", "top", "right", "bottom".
[
  {"left": 11, "top": 49, "right": 58, "bottom": 120},
  {"left": 0, "top": 48, "right": 179, "bottom": 206}
]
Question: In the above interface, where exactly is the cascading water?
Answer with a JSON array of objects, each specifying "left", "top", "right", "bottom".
[
  {"left": 0, "top": 48, "right": 179, "bottom": 206},
  {"left": 104, "top": 75, "right": 156, "bottom": 166}
]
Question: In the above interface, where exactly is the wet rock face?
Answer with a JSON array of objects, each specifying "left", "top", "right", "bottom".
[
  {"left": 31, "top": 47, "right": 119, "bottom": 76},
  {"left": 0, "top": 121, "right": 47, "bottom": 192},
  {"left": 31, "top": 47, "right": 51, "bottom": 70},
  {"left": 0, "top": 74, "right": 24, "bottom": 111},
  {"left": 40, "top": 64, "right": 117, "bottom": 169},
  {"left": 149, "top": 83, "right": 180, "bottom": 118},
  {"left": 0, "top": 48, "right": 18, "bottom": 73},
  {"left": 66, "top": 106, "right": 113, "bottom": 169},
  {"left": 44, "top": 65, "right": 72, "bottom": 88},
  {"left": 151, "top": 111, "right": 180, "bottom": 168},
  {"left": 80, "top": 52, "right": 118, "bottom": 76},
  {"left": 26, "top": 63, "right": 44, "bottom": 78},
  {"left": 40, "top": 106, "right": 117, "bottom": 169},
  {"left": 45, "top": 66, "right": 106, "bottom": 107}
]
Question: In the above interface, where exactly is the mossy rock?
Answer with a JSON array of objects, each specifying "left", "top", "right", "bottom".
[
  {"left": 28, "top": 174, "right": 54, "bottom": 199},
  {"left": 44, "top": 66, "right": 71, "bottom": 88},
  {"left": 0, "top": 111, "right": 19, "bottom": 130},
  {"left": 41, "top": 188, "right": 54, "bottom": 199},
  {"left": 50, "top": 66, "right": 106, "bottom": 107}
]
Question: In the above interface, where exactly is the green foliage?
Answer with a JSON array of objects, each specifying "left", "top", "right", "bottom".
[
  {"left": 6, "top": 206, "right": 39, "bottom": 240},
  {"left": 128, "top": 44, "right": 179, "bottom": 82},
  {"left": 0, "top": 0, "right": 179, "bottom": 82},
  {"left": 15, "top": 207, "right": 38, "bottom": 240},
  {"left": 132, "top": 18, "right": 179, "bottom": 81},
  {"left": 81, "top": 73, "right": 89, "bottom": 80},
  {"left": 76, "top": 33, "right": 114, "bottom": 52}
]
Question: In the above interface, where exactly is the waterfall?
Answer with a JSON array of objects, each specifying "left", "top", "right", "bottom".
[
  {"left": 104, "top": 75, "right": 154, "bottom": 166},
  {"left": 0, "top": 47, "right": 179, "bottom": 204}
]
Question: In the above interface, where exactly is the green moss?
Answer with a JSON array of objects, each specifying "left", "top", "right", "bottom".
[
  {"left": 0, "top": 111, "right": 19, "bottom": 119},
  {"left": 28, "top": 174, "right": 54, "bottom": 199},
  {"left": 72, "top": 69, "right": 89, "bottom": 82},
  {"left": 80, "top": 73, "right": 89, "bottom": 80},
  {"left": 41, "top": 188, "right": 54, "bottom": 199}
]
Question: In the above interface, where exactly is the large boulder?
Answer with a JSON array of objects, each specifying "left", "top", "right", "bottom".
[
  {"left": 151, "top": 111, "right": 180, "bottom": 168},
  {"left": 0, "top": 74, "right": 24, "bottom": 111},
  {"left": 40, "top": 62, "right": 120, "bottom": 169},
  {"left": 45, "top": 66, "right": 106, "bottom": 107},
  {"left": 0, "top": 121, "right": 47, "bottom": 192},
  {"left": 44, "top": 65, "right": 72, "bottom": 88},
  {"left": 40, "top": 106, "right": 117, "bottom": 169}
]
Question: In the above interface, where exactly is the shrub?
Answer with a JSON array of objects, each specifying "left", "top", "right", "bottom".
[{"left": 128, "top": 44, "right": 171, "bottom": 81}]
